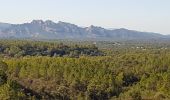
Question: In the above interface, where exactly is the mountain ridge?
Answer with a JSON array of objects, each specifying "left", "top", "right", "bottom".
[{"left": 0, "top": 20, "right": 168, "bottom": 40}]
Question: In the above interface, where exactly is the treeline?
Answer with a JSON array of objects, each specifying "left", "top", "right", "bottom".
[
  {"left": 0, "top": 40, "right": 103, "bottom": 57},
  {"left": 1, "top": 52, "right": 170, "bottom": 99}
]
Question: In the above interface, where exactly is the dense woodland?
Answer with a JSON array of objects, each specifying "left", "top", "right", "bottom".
[
  {"left": 1, "top": 40, "right": 170, "bottom": 100},
  {"left": 0, "top": 40, "right": 103, "bottom": 57}
]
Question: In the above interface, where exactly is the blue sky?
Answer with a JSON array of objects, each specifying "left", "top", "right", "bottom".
[{"left": 0, "top": 0, "right": 169, "bottom": 34}]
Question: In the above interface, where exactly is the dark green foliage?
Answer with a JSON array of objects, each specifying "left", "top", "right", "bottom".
[
  {"left": 0, "top": 61, "right": 8, "bottom": 85},
  {"left": 130, "top": 90, "right": 142, "bottom": 100},
  {"left": 0, "top": 71, "right": 7, "bottom": 85},
  {"left": 1, "top": 40, "right": 170, "bottom": 99},
  {"left": 0, "top": 40, "right": 103, "bottom": 57}
]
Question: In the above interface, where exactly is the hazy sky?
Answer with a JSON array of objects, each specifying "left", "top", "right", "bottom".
[{"left": 0, "top": 0, "right": 169, "bottom": 34}]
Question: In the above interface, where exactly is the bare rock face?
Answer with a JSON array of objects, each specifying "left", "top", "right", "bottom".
[{"left": 0, "top": 20, "right": 165, "bottom": 40}]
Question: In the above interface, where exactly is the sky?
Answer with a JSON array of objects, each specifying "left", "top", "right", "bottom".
[{"left": 0, "top": 0, "right": 169, "bottom": 34}]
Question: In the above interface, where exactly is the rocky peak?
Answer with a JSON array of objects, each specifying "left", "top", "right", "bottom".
[
  {"left": 86, "top": 25, "right": 105, "bottom": 32},
  {"left": 31, "top": 20, "right": 44, "bottom": 25},
  {"left": 57, "top": 21, "right": 80, "bottom": 31},
  {"left": 58, "top": 21, "right": 78, "bottom": 27},
  {"left": 45, "top": 20, "right": 56, "bottom": 26},
  {"left": 0, "top": 20, "right": 164, "bottom": 40}
]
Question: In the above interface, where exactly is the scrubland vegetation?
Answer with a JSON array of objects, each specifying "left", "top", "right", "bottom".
[{"left": 0, "top": 40, "right": 170, "bottom": 100}]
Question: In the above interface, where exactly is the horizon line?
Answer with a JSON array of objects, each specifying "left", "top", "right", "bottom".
[{"left": 0, "top": 19, "right": 168, "bottom": 35}]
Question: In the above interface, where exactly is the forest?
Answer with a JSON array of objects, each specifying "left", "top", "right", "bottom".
[{"left": 1, "top": 40, "right": 170, "bottom": 100}]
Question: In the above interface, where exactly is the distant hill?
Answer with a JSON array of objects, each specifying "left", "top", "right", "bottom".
[
  {"left": 0, "top": 20, "right": 168, "bottom": 40},
  {"left": 0, "top": 22, "right": 11, "bottom": 30}
]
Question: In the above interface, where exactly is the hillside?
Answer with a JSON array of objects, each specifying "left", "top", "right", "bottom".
[{"left": 0, "top": 20, "right": 166, "bottom": 40}]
